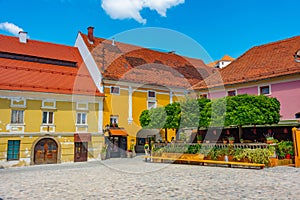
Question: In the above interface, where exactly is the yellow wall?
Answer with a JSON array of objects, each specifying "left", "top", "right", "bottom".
[
  {"left": 25, "top": 100, "right": 41, "bottom": 132},
  {"left": 103, "top": 84, "right": 186, "bottom": 148},
  {"left": 0, "top": 99, "right": 10, "bottom": 133},
  {"left": 0, "top": 95, "right": 102, "bottom": 167},
  {"left": 55, "top": 101, "right": 75, "bottom": 132}
]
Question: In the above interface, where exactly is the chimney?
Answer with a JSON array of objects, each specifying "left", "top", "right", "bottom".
[
  {"left": 19, "top": 31, "right": 27, "bottom": 44},
  {"left": 87, "top": 26, "right": 95, "bottom": 43},
  {"left": 112, "top": 37, "right": 115, "bottom": 46}
]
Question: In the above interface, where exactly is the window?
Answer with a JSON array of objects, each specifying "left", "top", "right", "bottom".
[
  {"left": 199, "top": 94, "right": 208, "bottom": 99},
  {"left": 148, "top": 91, "right": 156, "bottom": 98},
  {"left": 11, "top": 110, "right": 24, "bottom": 124},
  {"left": 260, "top": 85, "right": 270, "bottom": 95},
  {"left": 42, "top": 111, "right": 54, "bottom": 124},
  {"left": 7, "top": 140, "right": 20, "bottom": 161},
  {"left": 295, "top": 112, "right": 300, "bottom": 119},
  {"left": 148, "top": 101, "right": 156, "bottom": 110},
  {"left": 110, "top": 115, "right": 119, "bottom": 127},
  {"left": 110, "top": 86, "right": 120, "bottom": 95},
  {"left": 227, "top": 90, "right": 236, "bottom": 96},
  {"left": 77, "top": 112, "right": 87, "bottom": 125}
]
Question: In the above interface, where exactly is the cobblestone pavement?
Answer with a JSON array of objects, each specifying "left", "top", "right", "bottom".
[{"left": 1, "top": 155, "right": 300, "bottom": 200}]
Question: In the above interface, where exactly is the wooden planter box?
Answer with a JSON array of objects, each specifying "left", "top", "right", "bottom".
[
  {"left": 268, "top": 158, "right": 278, "bottom": 167},
  {"left": 277, "top": 159, "right": 293, "bottom": 166}
]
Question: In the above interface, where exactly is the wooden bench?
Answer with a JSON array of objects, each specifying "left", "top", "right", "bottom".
[{"left": 143, "top": 156, "right": 265, "bottom": 169}]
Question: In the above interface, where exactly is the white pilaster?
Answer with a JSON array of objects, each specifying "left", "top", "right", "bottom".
[
  {"left": 98, "top": 99, "right": 104, "bottom": 134},
  {"left": 128, "top": 86, "right": 133, "bottom": 124},
  {"left": 170, "top": 89, "right": 173, "bottom": 104}
]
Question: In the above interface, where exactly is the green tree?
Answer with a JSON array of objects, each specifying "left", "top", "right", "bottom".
[
  {"left": 226, "top": 94, "right": 280, "bottom": 139},
  {"left": 139, "top": 107, "right": 167, "bottom": 129}
]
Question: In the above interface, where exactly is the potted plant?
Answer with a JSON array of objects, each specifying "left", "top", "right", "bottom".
[
  {"left": 228, "top": 136, "right": 235, "bottom": 144},
  {"left": 264, "top": 132, "right": 274, "bottom": 144},
  {"left": 240, "top": 138, "right": 244, "bottom": 143},
  {"left": 222, "top": 138, "right": 228, "bottom": 144},
  {"left": 197, "top": 135, "right": 203, "bottom": 144},
  {"left": 127, "top": 143, "right": 135, "bottom": 158}
]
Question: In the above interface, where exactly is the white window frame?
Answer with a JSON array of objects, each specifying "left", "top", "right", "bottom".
[
  {"left": 227, "top": 89, "right": 237, "bottom": 96},
  {"left": 259, "top": 85, "right": 271, "bottom": 95},
  {"left": 147, "top": 100, "right": 157, "bottom": 110},
  {"left": 42, "top": 111, "right": 54, "bottom": 125},
  {"left": 76, "top": 112, "right": 87, "bottom": 125},
  {"left": 11, "top": 110, "right": 24, "bottom": 124},
  {"left": 148, "top": 90, "right": 156, "bottom": 99},
  {"left": 110, "top": 86, "right": 120, "bottom": 95}
]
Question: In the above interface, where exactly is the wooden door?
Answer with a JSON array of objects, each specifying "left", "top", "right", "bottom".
[
  {"left": 74, "top": 142, "right": 88, "bottom": 162},
  {"left": 34, "top": 138, "right": 58, "bottom": 165}
]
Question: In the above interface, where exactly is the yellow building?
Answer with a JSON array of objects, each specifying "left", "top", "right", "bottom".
[
  {"left": 0, "top": 33, "right": 104, "bottom": 167},
  {"left": 75, "top": 27, "right": 214, "bottom": 154}
]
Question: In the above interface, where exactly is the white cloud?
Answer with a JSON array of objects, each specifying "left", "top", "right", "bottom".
[
  {"left": 0, "top": 22, "right": 24, "bottom": 36},
  {"left": 101, "top": 0, "right": 185, "bottom": 24}
]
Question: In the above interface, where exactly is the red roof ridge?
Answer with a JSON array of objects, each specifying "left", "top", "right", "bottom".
[
  {"left": 0, "top": 34, "right": 81, "bottom": 63},
  {"left": 0, "top": 34, "right": 77, "bottom": 51},
  {"left": 250, "top": 35, "right": 300, "bottom": 50}
]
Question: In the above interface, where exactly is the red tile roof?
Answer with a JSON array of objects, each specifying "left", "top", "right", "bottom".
[
  {"left": 0, "top": 34, "right": 79, "bottom": 62},
  {"left": 0, "top": 34, "right": 103, "bottom": 97},
  {"left": 80, "top": 33, "right": 215, "bottom": 88},
  {"left": 192, "top": 36, "right": 300, "bottom": 90}
]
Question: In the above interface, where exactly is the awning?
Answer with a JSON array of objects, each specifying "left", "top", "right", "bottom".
[
  {"left": 74, "top": 133, "right": 91, "bottom": 142},
  {"left": 109, "top": 129, "right": 128, "bottom": 137},
  {"left": 136, "top": 129, "right": 161, "bottom": 138}
]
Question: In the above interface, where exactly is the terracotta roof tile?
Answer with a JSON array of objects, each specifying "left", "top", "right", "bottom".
[
  {"left": 0, "top": 34, "right": 103, "bottom": 97},
  {"left": 80, "top": 33, "right": 214, "bottom": 88},
  {"left": 192, "top": 36, "right": 300, "bottom": 90}
]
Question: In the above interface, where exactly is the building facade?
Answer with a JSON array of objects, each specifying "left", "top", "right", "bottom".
[
  {"left": 75, "top": 27, "right": 214, "bottom": 151},
  {"left": 0, "top": 33, "right": 104, "bottom": 167},
  {"left": 193, "top": 35, "right": 300, "bottom": 123}
]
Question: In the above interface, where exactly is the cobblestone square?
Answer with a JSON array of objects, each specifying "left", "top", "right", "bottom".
[{"left": 1, "top": 155, "right": 300, "bottom": 200}]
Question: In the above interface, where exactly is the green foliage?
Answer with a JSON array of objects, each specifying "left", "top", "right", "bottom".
[
  {"left": 165, "top": 102, "right": 181, "bottom": 129},
  {"left": 197, "top": 135, "right": 203, "bottom": 141},
  {"left": 276, "top": 141, "right": 294, "bottom": 159},
  {"left": 226, "top": 94, "right": 280, "bottom": 126},
  {"left": 233, "top": 148, "right": 272, "bottom": 165},
  {"left": 186, "top": 144, "right": 202, "bottom": 154},
  {"left": 139, "top": 107, "right": 167, "bottom": 129},
  {"left": 180, "top": 99, "right": 199, "bottom": 128},
  {"left": 201, "top": 98, "right": 227, "bottom": 127},
  {"left": 139, "top": 110, "right": 150, "bottom": 127}
]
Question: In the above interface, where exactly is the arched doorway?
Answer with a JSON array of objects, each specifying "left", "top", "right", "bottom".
[{"left": 34, "top": 138, "right": 58, "bottom": 165}]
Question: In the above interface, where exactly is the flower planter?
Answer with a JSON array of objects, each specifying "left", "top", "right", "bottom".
[
  {"left": 268, "top": 158, "right": 278, "bottom": 167},
  {"left": 277, "top": 159, "right": 293, "bottom": 166}
]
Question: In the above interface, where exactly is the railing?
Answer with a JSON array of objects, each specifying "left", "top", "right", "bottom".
[{"left": 155, "top": 142, "right": 271, "bottom": 149}]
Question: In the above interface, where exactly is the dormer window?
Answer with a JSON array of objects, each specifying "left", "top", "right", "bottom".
[{"left": 294, "top": 49, "right": 300, "bottom": 62}]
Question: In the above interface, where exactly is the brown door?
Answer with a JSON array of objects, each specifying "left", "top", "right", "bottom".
[
  {"left": 34, "top": 138, "right": 58, "bottom": 165},
  {"left": 74, "top": 142, "right": 88, "bottom": 162}
]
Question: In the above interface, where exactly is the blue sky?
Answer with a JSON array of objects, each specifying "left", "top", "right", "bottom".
[{"left": 0, "top": 0, "right": 299, "bottom": 63}]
